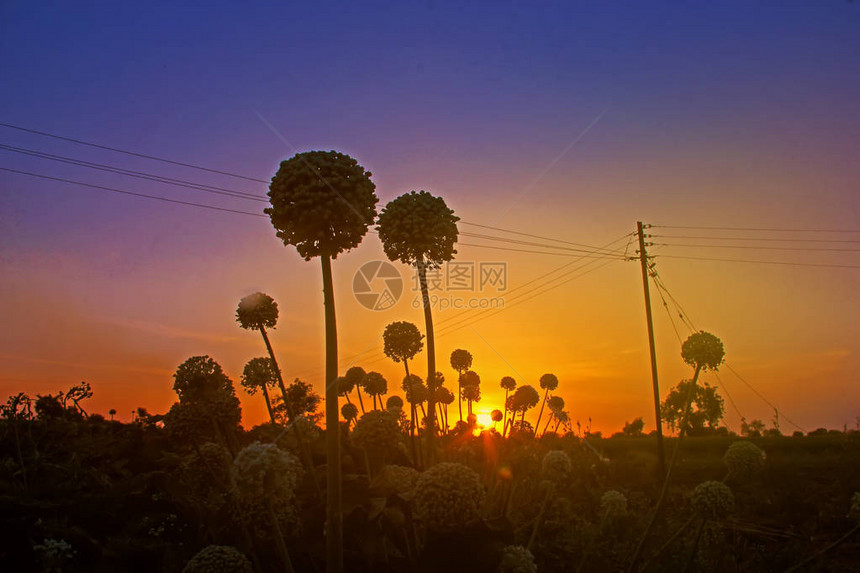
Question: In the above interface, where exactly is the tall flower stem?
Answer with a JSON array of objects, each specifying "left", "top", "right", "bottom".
[
  {"left": 418, "top": 261, "right": 437, "bottom": 464},
  {"left": 321, "top": 253, "right": 343, "bottom": 573},
  {"left": 259, "top": 325, "right": 319, "bottom": 496}
]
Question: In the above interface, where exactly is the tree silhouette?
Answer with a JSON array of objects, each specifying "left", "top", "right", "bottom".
[
  {"left": 377, "top": 189, "right": 459, "bottom": 458},
  {"left": 241, "top": 357, "right": 279, "bottom": 425},
  {"left": 266, "top": 150, "right": 378, "bottom": 573},
  {"left": 534, "top": 373, "right": 559, "bottom": 437},
  {"left": 450, "top": 349, "right": 473, "bottom": 422},
  {"left": 622, "top": 417, "right": 645, "bottom": 437},
  {"left": 662, "top": 380, "right": 725, "bottom": 435}
]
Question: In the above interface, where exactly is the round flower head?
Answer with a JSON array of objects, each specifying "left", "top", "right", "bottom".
[
  {"left": 497, "top": 545, "right": 537, "bottom": 573},
  {"left": 500, "top": 376, "right": 517, "bottom": 392},
  {"left": 386, "top": 395, "right": 404, "bottom": 412},
  {"left": 379, "top": 464, "right": 420, "bottom": 495},
  {"left": 413, "top": 462, "right": 485, "bottom": 532},
  {"left": 541, "top": 450, "right": 572, "bottom": 483},
  {"left": 341, "top": 402, "right": 359, "bottom": 422},
  {"left": 600, "top": 490, "right": 628, "bottom": 519},
  {"left": 182, "top": 545, "right": 253, "bottom": 573},
  {"left": 231, "top": 442, "right": 303, "bottom": 507},
  {"left": 352, "top": 410, "right": 401, "bottom": 452},
  {"left": 691, "top": 480, "right": 734, "bottom": 520},
  {"left": 236, "top": 292, "right": 279, "bottom": 330},
  {"left": 681, "top": 331, "right": 725, "bottom": 371},
  {"left": 723, "top": 441, "right": 766, "bottom": 480},
  {"left": 849, "top": 492, "right": 860, "bottom": 521}
]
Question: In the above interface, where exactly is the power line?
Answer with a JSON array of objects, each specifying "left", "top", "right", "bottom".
[
  {"left": 457, "top": 241, "right": 628, "bottom": 259},
  {"left": 654, "top": 242, "right": 860, "bottom": 253},
  {"left": 0, "top": 143, "right": 267, "bottom": 202},
  {"left": 459, "top": 230, "right": 629, "bottom": 256},
  {"left": 650, "top": 224, "right": 860, "bottom": 234},
  {"left": 655, "top": 254, "right": 860, "bottom": 270},
  {"left": 0, "top": 121, "right": 268, "bottom": 183},
  {"left": 723, "top": 364, "right": 806, "bottom": 433},
  {"left": 460, "top": 220, "right": 627, "bottom": 255},
  {"left": 650, "top": 234, "right": 860, "bottom": 244},
  {"left": 0, "top": 167, "right": 267, "bottom": 218}
]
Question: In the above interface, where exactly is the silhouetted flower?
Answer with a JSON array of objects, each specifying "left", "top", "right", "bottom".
[
  {"left": 341, "top": 402, "right": 359, "bottom": 424},
  {"left": 497, "top": 545, "right": 537, "bottom": 573},
  {"left": 600, "top": 490, "right": 628, "bottom": 519},
  {"left": 723, "top": 441, "right": 766, "bottom": 480},
  {"left": 691, "top": 480, "right": 734, "bottom": 520},
  {"left": 182, "top": 545, "right": 253, "bottom": 573},
  {"left": 353, "top": 410, "right": 401, "bottom": 452},
  {"left": 413, "top": 462, "right": 485, "bottom": 532},
  {"left": 386, "top": 395, "right": 404, "bottom": 413},
  {"left": 379, "top": 464, "right": 420, "bottom": 495},
  {"left": 235, "top": 292, "right": 279, "bottom": 331},
  {"left": 541, "top": 450, "right": 572, "bottom": 483},
  {"left": 231, "top": 442, "right": 303, "bottom": 507},
  {"left": 681, "top": 331, "right": 725, "bottom": 371}
]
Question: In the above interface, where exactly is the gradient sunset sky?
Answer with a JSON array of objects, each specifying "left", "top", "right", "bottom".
[{"left": 1, "top": 1, "right": 858, "bottom": 433}]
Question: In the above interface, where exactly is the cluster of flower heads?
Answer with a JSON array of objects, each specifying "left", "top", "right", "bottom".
[
  {"left": 600, "top": 490, "right": 628, "bottom": 519},
  {"left": 412, "top": 462, "right": 485, "bottom": 532},
  {"left": 723, "top": 440, "right": 766, "bottom": 480},
  {"left": 540, "top": 450, "right": 572, "bottom": 483},
  {"left": 691, "top": 480, "right": 735, "bottom": 520},
  {"left": 231, "top": 442, "right": 303, "bottom": 505},
  {"left": 352, "top": 410, "right": 402, "bottom": 452},
  {"left": 378, "top": 464, "right": 420, "bottom": 495},
  {"left": 182, "top": 545, "right": 253, "bottom": 573},
  {"left": 497, "top": 545, "right": 538, "bottom": 573}
]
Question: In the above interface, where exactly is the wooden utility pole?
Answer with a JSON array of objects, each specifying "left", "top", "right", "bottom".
[{"left": 637, "top": 221, "right": 666, "bottom": 478}]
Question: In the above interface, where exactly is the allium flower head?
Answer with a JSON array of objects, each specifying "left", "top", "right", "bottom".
[
  {"left": 341, "top": 402, "right": 359, "bottom": 422},
  {"left": 450, "top": 349, "right": 473, "bottom": 373},
  {"left": 681, "top": 331, "right": 725, "bottom": 371},
  {"left": 723, "top": 441, "right": 766, "bottom": 480},
  {"left": 500, "top": 376, "right": 517, "bottom": 391},
  {"left": 497, "top": 545, "right": 537, "bottom": 573},
  {"left": 541, "top": 450, "right": 572, "bottom": 483},
  {"left": 353, "top": 409, "right": 401, "bottom": 452},
  {"left": 379, "top": 464, "right": 420, "bottom": 494},
  {"left": 236, "top": 292, "right": 278, "bottom": 330},
  {"left": 600, "top": 490, "right": 628, "bottom": 518},
  {"left": 363, "top": 371, "right": 388, "bottom": 396},
  {"left": 182, "top": 545, "right": 253, "bottom": 573},
  {"left": 413, "top": 462, "right": 485, "bottom": 532},
  {"left": 691, "top": 480, "right": 734, "bottom": 520},
  {"left": 386, "top": 395, "right": 404, "bottom": 412},
  {"left": 231, "top": 442, "right": 303, "bottom": 505},
  {"left": 539, "top": 373, "right": 559, "bottom": 391}
]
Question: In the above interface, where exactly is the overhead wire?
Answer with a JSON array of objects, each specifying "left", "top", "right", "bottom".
[
  {"left": 0, "top": 167, "right": 267, "bottom": 218},
  {"left": 0, "top": 143, "right": 268, "bottom": 202},
  {"left": 0, "top": 121, "right": 268, "bottom": 183}
]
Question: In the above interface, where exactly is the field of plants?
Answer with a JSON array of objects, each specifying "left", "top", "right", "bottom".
[{"left": 2, "top": 150, "right": 858, "bottom": 572}]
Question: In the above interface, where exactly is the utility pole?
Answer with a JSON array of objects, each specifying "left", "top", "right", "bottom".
[{"left": 637, "top": 221, "right": 666, "bottom": 478}]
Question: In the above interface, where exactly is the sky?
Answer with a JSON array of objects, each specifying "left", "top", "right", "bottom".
[{"left": 1, "top": 1, "right": 858, "bottom": 434}]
